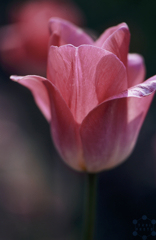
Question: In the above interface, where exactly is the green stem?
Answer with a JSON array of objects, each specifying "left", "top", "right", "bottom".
[{"left": 83, "top": 173, "right": 97, "bottom": 240}]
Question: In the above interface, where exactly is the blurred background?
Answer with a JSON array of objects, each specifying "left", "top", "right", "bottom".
[{"left": 0, "top": 0, "right": 156, "bottom": 239}]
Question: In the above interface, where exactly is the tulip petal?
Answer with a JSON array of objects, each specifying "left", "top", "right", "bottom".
[
  {"left": 10, "top": 75, "right": 51, "bottom": 121},
  {"left": 95, "top": 23, "right": 126, "bottom": 47},
  {"left": 95, "top": 23, "right": 128, "bottom": 45},
  {"left": 43, "top": 80, "right": 85, "bottom": 171},
  {"left": 95, "top": 52, "right": 127, "bottom": 103},
  {"left": 95, "top": 23, "right": 130, "bottom": 66},
  {"left": 49, "top": 17, "right": 94, "bottom": 47},
  {"left": 127, "top": 53, "right": 146, "bottom": 87},
  {"left": 47, "top": 44, "right": 98, "bottom": 123},
  {"left": 80, "top": 76, "right": 156, "bottom": 172},
  {"left": 11, "top": 75, "right": 85, "bottom": 171},
  {"left": 48, "top": 44, "right": 127, "bottom": 123}
]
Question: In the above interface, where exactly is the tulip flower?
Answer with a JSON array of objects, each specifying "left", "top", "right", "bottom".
[
  {"left": 11, "top": 18, "right": 156, "bottom": 173},
  {"left": 0, "top": 1, "right": 84, "bottom": 75}
]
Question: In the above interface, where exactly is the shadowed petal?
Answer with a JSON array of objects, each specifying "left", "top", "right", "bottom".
[
  {"left": 127, "top": 53, "right": 146, "bottom": 87},
  {"left": 95, "top": 52, "right": 127, "bottom": 103},
  {"left": 94, "top": 23, "right": 126, "bottom": 47},
  {"left": 101, "top": 23, "right": 130, "bottom": 66},
  {"left": 10, "top": 75, "right": 85, "bottom": 170},
  {"left": 95, "top": 23, "right": 128, "bottom": 45},
  {"left": 10, "top": 75, "right": 51, "bottom": 121},
  {"left": 49, "top": 17, "right": 93, "bottom": 47},
  {"left": 80, "top": 76, "right": 156, "bottom": 172},
  {"left": 43, "top": 80, "right": 85, "bottom": 171}
]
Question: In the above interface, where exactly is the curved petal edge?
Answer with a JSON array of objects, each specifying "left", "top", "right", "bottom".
[
  {"left": 80, "top": 76, "right": 156, "bottom": 172},
  {"left": 43, "top": 80, "right": 85, "bottom": 171},
  {"left": 10, "top": 75, "right": 51, "bottom": 121}
]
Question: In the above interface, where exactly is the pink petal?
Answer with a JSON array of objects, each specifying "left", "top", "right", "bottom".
[
  {"left": 127, "top": 53, "right": 146, "bottom": 87},
  {"left": 80, "top": 76, "right": 156, "bottom": 172},
  {"left": 111, "top": 75, "right": 156, "bottom": 99},
  {"left": 95, "top": 51, "right": 127, "bottom": 103},
  {"left": 95, "top": 23, "right": 128, "bottom": 46},
  {"left": 95, "top": 23, "right": 130, "bottom": 66},
  {"left": 47, "top": 45, "right": 127, "bottom": 123},
  {"left": 47, "top": 44, "right": 97, "bottom": 123},
  {"left": 10, "top": 75, "right": 51, "bottom": 121},
  {"left": 49, "top": 17, "right": 93, "bottom": 47},
  {"left": 43, "top": 80, "right": 85, "bottom": 171}
]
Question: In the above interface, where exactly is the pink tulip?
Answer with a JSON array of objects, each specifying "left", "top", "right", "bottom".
[
  {"left": 11, "top": 18, "right": 156, "bottom": 172},
  {"left": 0, "top": 1, "right": 85, "bottom": 75}
]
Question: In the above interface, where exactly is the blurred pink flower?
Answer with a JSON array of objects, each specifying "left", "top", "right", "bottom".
[
  {"left": 11, "top": 18, "right": 156, "bottom": 172},
  {"left": 0, "top": 0, "right": 85, "bottom": 75}
]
